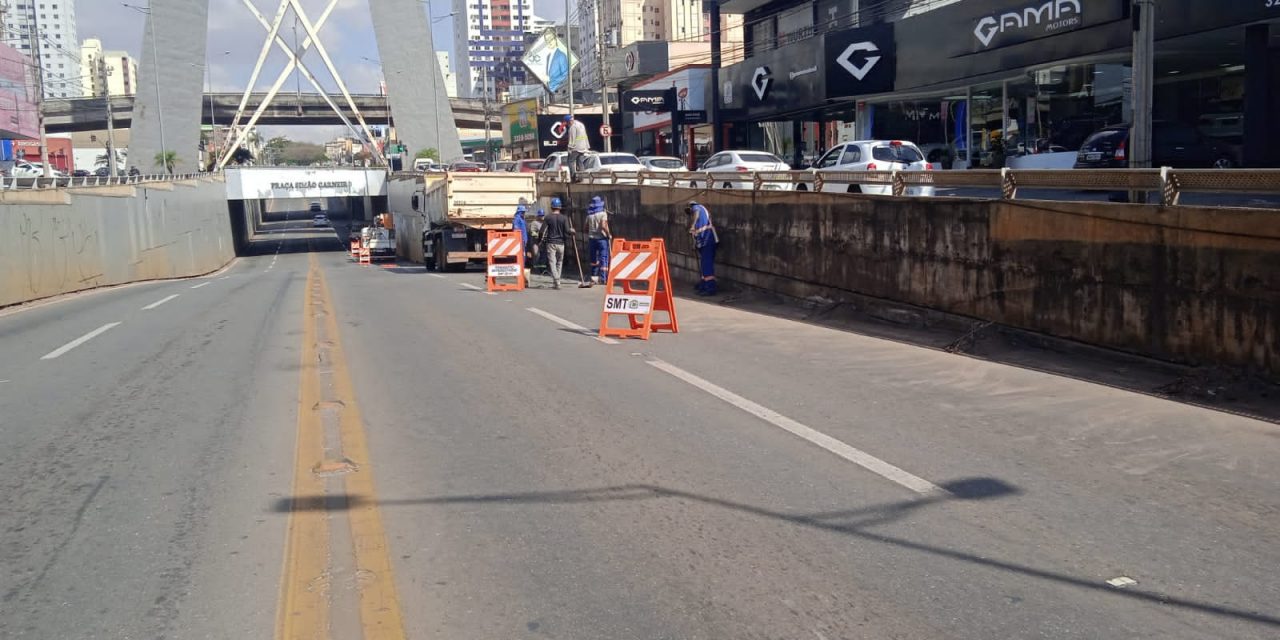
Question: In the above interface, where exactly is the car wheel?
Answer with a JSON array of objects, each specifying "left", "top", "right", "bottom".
[
  {"left": 796, "top": 183, "right": 808, "bottom": 191},
  {"left": 1213, "top": 156, "right": 1234, "bottom": 169},
  {"left": 689, "top": 181, "right": 699, "bottom": 189},
  {"left": 722, "top": 182, "right": 733, "bottom": 189},
  {"left": 847, "top": 185, "right": 862, "bottom": 194}
]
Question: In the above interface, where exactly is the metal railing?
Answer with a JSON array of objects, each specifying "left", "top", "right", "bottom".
[
  {"left": 0, "top": 173, "right": 214, "bottom": 191},
  {"left": 536, "top": 168, "right": 1280, "bottom": 206}
]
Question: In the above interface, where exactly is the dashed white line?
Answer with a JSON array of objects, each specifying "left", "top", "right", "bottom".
[
  {"left": 526, "top": 307, "right": 620, "bottom": 345},
  {"left": 428, "top": 273, "right": 446, "bottom": 279},
  {"left": 460, "top": 282, "right": 495, "bottom": 295},
  {"left": 41, "top": 322, "right": 122, "bottom": 360},
  {"left": 190, "top": 282, "right": 211, "bottom": 289},
  {"left": 647, "top": 358, "right": 945, "bottom": 496},
  {"left": 141, "top": 294, "right": 180, "bottom": 310}
]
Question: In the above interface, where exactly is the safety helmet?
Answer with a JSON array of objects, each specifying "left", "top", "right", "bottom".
[
  {"left": 535, "top": 208, "right": 546, "bottom": 217},
  {"left": 563, "top": 115, "right": 573, "bottom": 121},
  {"left": 550, "top": 196, "right": 562, "bottom": 208},
  {"left": 515, "top": 203, "right": 527, "bottom": 213}
]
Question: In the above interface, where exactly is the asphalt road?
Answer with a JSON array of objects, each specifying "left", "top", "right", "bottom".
[{"left": 1, "top": 217, "right": 1277, "bottom": 639}]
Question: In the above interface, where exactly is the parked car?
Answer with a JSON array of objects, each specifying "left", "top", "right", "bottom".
[
  {"left": 10, "top": 161, "right": 44, "bottom": 177},
  {"left": 692, "top": 150, "right": 792, "bottom": 190},
  {"left": 578, "top": 152, "right": 646, "bottom": 183},
  {"left": 799, "top": 140, "right": 935, "bottom": 196},
  {"left": 540, "top": 152, "right": 570, "bottom": 177},
  {"left": 449, "top": 160, "right": 484, "bottom": 172},
  {"left": 94, "top": 167, "right": 111, "bottom": 177},
  {"left": 494, "top": 160, "right": 516, "bottom": 172},
  {"left": 510, "top": 158, "right": 544, "bottom": 173},
  {"left": 1073, "top": 122, "right": 1236, "bottom": 169},
  {"left": 639, "top": 156, "right": 687, "bottom": 171},
  {"left": 312, "top": 213, "right": 330, "bottom": 227},
  {"left": 72, "top": 169, "right": 91, "bottom": 177}
]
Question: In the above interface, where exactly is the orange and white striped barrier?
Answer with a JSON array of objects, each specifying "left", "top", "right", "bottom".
[
  {"left": 358, "top": 246, "right": 372, "bottom": 265},
  {"left": 486, "top": 229, "right": 525, "bottom": 292},
  {"left": 598, "top": 238, "right": 678, "bottom": 340},
  {"left": 350, "top": 239, "right": 360, "bottom": 259}
]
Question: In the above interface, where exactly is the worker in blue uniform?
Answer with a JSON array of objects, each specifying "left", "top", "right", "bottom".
[
  {"left": 512, "top": 202, "right": 529, "bottom": 256},
  {"left": 686, "top": 200, "right": 718, "bottom": 295},
  {"left": 585, "top": 195, "right": 611, "bottom": 284}
]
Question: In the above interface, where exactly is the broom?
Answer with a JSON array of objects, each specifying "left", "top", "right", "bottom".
[{"left": 571, "top": 237, "right": 592, "bottom": 288}]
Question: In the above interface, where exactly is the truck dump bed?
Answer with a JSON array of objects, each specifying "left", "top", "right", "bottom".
[{"left": 424, "top": 172, "right": 537, "bottom": 229}]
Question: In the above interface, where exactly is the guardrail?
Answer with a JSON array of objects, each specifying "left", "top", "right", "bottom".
[
  {"left": 536, "top": 168, "right": 1280, "bottom": 206},
  {"left": 0, "top": 173, "right": 212, "bottom": 191}
]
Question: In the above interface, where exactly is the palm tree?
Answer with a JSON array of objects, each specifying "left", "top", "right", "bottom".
[{"left": 154, "top": 151, "right": 178, "bottom": 174}]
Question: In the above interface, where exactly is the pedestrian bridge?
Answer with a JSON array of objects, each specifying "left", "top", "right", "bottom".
[{"left": 224, "top": 167, "right": 388, "bottom": 200}]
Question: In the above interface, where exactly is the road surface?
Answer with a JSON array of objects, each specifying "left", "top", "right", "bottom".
[{"left": 1, "top": 217, "right": 1277, "bottom": 639}]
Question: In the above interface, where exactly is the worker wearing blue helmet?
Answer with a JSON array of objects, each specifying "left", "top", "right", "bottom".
[
  {"left": 686, "top": 200, "right": 718, "bottom": 295},
  {"left": 585, "top": 195, "right": 612, "bottom": 283},
  {"left": 512, "top": 201, "right": 529, "bottom": 251}
]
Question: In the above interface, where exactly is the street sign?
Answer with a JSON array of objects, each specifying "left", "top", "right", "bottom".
[
  {"left": 600, "top": 124, "right": 613, "bottom": 137},
  {"left": 603, "top": 294, "right": 653, "bottom": 315},
  {"left": 675, "top": 110, "right": 708, "bottom": 125}
]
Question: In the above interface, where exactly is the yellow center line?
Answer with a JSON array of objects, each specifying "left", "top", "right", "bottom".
[
  {"left": 277, "top": 255, "right": 406, "bottom": 640},
  {"left": 277, "top": 257, "right": 331, "bottom": 639}
]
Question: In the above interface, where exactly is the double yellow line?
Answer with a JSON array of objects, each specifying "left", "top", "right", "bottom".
[{"left": 278, "top": 255, "right": 406, "bottom": 639}]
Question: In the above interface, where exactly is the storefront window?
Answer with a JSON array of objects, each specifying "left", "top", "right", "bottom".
[{"left": 870, "top": 98, "right": 968, "bottom": 169}]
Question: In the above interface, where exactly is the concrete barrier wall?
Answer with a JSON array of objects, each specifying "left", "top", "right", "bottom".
[
  {"left": 550, "top": 185, "right": 1280, "bottom": 375},
  {"left": 0, "top": 178, "right": 236, "bottom": 308}
]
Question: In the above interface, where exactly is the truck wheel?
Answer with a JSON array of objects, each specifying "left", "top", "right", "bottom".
[
  {"left": 424, "top": 246, "right": 436, "bottom": 270},
  {"left": 433, "top": 238, "right": 447, "bottom": 272}
]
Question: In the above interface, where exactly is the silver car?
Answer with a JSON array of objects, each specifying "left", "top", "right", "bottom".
[
  {"left": 800, "top": 140, "right": 935, "bottom": 196},
  {"left": 692, "top": 150, "right": 791, "bottom": 190}
]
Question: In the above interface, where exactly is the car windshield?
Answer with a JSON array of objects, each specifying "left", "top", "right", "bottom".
[
  {"left": 738, "top": 153, "right": 782, "bottom": 164},
  {"left": 870, "top": 145, "right": 924, "bottom": 163},
  {"left": 599, "top": 155, "right": 641, "bottom": 165},
  {"left": 647, "top": 158, "right": 685, "bottom": 169},
  {"left": 1081, "top": 129, "right": 1127, "bottom": 149}
]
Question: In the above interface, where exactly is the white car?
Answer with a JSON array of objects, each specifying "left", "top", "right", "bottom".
[
  {"left": 693, "top": 150, "right": 791, "bottom": 190},
  {"left": 799, "top": 140, "right": 935, "bottom": 196},
  {"left": 540, "top": 152, "right": 570, "bottom": 178},
  {"left": 639, "top": 156, "right": 686, "bottom": 171},
  {"left": 10, "top": 161, "right": 62, "bottom": 178},
  {"left": 578, "top": 152, "right": 646, "bottom": 184},
  {"left": 312, "top": 213, "right": 330, "bottom": 227}
]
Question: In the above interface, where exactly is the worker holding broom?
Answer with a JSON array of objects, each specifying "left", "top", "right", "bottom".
[
  {"left": 687, "top": 200, "right": 718, "bottom": 296},
  {"left": 538, "top": 197, "right": 575, "bottom": 289}
]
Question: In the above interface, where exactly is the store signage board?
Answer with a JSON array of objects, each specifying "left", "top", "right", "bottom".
[
  {"left": 824, "top": 22, "right": 895, "bottom": 99},
  {"left": 521, "top": 29, "right": 580, "bottom": 92},
  {"left": 622, "top": 89, "right": 674, "bottom": 112}
]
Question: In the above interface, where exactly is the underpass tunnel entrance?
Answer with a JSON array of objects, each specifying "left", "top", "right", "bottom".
[{"left": 223, "top": 167, "right": 389, "bottom": 256}]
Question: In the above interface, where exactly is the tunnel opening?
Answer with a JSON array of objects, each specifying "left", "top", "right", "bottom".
[{"left": 223, "top": 167, "right": 390, "bottom": 257}]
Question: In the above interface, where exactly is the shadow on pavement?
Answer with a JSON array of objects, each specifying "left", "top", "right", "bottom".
[{"left": 269, "top": 478, "right": 1279, "bottom": 630}]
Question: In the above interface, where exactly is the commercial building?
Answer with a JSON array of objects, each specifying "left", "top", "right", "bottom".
[
  {"left": 80, "top": 38, "right": 138, "bottom": 97},
  {"left": 0, "top": 0, "right": 82, "bottom": 98},
  {"left": 712, "top": 0, "right": 1280, "bottom": 169},
  {"left": 452, "top": 0, "right": 534, "bottom": 99},
  {"left": 325, "top": 136, "right": 360, "bottom": 162}
]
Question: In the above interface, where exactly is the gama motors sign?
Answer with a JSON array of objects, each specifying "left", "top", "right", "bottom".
[{"left": 973, "top": 0, "right": 1083, "bottom": 48}]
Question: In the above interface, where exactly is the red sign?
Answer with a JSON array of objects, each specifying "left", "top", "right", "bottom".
[{"left": 600, "top": 125, "right": 613, "bottom": 137}]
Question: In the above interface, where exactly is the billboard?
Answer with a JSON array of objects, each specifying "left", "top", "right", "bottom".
[
  {"left": 632, "top": 67, "right": 710, "bottom": 132},
  {"left": 536, "top": 114, "right": 608, "bottom": 154},
  {"left": 0, "top": 43, "right": 38, "bottom": 139},
  {"left": 503, "top": 98, "right": 538, "bottom": 146},
  {"left": 521, "top": 29, "right": 579, "bottom": 93}
]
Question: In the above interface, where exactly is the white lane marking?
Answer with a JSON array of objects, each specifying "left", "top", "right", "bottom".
[
  {"left": 428, "top": 273, "right": 446, "bottom": 279},
  {"left": 41, "top": 322, "right": 122, "bottom": 360},
  {"left": 219, "top": 276, "right": 231, "bottom": 280},
  {"left": 141, "top": 294, "right": 180, "bottom": 310},
  {"left": 526, "top": 307, "right": 620, "bottom": 345},
  {"left": 647, "top": 358, "right": 945, "bottom": 496},
  {"left": 460, "top": 282, "right": 496, "bottom": 295},
  {"left": 1106, "top": 576, "right": 1138, "bottom": 588},
  {"left": 190, "top": 282, "right": 211, "bottom": 289}
]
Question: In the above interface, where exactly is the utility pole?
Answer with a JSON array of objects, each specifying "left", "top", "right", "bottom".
[
  {"left": 565, "top": 0, "right": 575, "bottom": 119},
  {"left": 482, "top": 66, "right": 492, "bottom": 170},
  {"left": 1130, "top": 0, "right": 1153, "bottom": 170},
  {"left": 1128, "top": 0, "right": 1154, "bottom": 204},
  {"left": 595, "top": 0, "right": 611, "bottom": 151},
  {"left": 709, "top": 0, "right": 723, "bottom": 153},
  {"left": 98, "top": 56, "right": 118, "bottom": 177},
  {"left": 28, "top": 9, "right": 51, "bottom": 178}
]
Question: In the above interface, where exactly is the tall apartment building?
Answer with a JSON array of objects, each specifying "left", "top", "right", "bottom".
[
  {"left": 577, "top": 0, "right": 743, "bottom": 90},
  {"left": 80, "top": 38, "right": 138, "bottom": 97},
  {"left": 0, "top": 0, "right": 82, "bottom": 98},
  {"left": 451, "top": 0, "right": 534, "bottom": 99},
  {"left": 435, "top": 51, "right": 458, "bottom": 99}
]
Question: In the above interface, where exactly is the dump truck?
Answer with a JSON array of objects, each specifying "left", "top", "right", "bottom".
[{"left": 415, "top": 172, "right": 537, "bottom": 272}]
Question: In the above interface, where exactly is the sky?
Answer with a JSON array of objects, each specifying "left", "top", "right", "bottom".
[{"left": 76, "top": 0, "right": 567, "bottom": 142}]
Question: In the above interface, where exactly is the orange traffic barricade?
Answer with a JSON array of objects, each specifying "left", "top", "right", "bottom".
[
  {"left": 350, "top": 239, "right": 360, "bottom": 259},
  {"left": 598, "top": 238, "right": 678, "bottom": 340},
  {"left": 486, "top": 230, "right": 525, "bottom": 292},
  {"left": 358, "top": 245, "right": 372, "bottom": 265}
]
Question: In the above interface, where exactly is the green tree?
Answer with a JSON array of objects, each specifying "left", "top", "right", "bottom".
[
  {"left": 415, "top": 148, "right": 439, "bottom": 161},
  {"left": 154, "top": 151, "right": 177, "bottom": 174}
]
